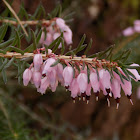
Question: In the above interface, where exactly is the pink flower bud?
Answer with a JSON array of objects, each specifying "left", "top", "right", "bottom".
[
  {"left": 53, "top": 33, "right": 62, "bottom": 48},
  {"left": 90, "top": 72, "right": 100, "bottom": 92},
  {"left": 44, "top": 32, "right": 53, "bottom": 46},
  {"left": 63, "top": 66, "right": 73, "bottom": 87},
  {"left": 32, "top": 71, "right": 42, "bottom": 88},
  {"left": 48, "top": 49, "right": 52, "bottom": 54},
  {"left": 134, "top": 20, "right": 140, "bottom": 26},
  {"left": 122, "top": 27, "right": 134, "bottom": 36},
  {"left": 127, "top": 64, "right": 140, "bottom": 81},
  {"left": 99, "top": 69, "right": 111, "bottom": 94},
  {"left": 77, "top": 73, "right": 88, "bottom": 93},
  {"left": 33, "top": 54, "right": 43, "bottom": 71},
  {"left": 121, "top": 79, "right": 132, "bottom": 97},
  {"left": 23, "top": 68, "right": 32, "bottom": 86},
  {"left": 40, "top": 31, "right": 53, "bottom": 46},
  {"left": 42, "top": 58, "right": 56, "bottom": 74},
  {"left": 70, "top": 78, "right": 79, "bottom": 98},
  {"left": 38, "top": 77, "right": 49, "bottom": 94},
  {"left": 63, "top": 25, "right": 73, "bottom": 45},
  {"left": 134, "top": 25, "right": 140, "bottom": 33},
  {"left": 48, "top": 69, "right": 57, "bottom": 87},
  {"left": 111, "top": 78, "right": 121, "bottom": 99},
  {"left": 50, "top": 80, "right": 58, "bottom": 92},
  {"left": 56, "top": 18, "right": 66, "bottom": 29}
]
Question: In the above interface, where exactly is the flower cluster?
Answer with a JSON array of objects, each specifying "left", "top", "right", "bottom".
[
  {"left": 39, "top": 18, "right": 72, "bottom": 48},
  {"left": 23, "top": 51, "right": 140, "bottom": 109},
  {"left": 123, "top": 20, "right": 140, "bottom": 36}
]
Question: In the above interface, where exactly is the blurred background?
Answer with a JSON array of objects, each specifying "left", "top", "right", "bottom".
[{"left": 1, "top": 0, "right": 140, "bottom": 140}]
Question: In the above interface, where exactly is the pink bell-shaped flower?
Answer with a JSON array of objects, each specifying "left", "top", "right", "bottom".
[
  {"left": 122, "top": 27, "right": 134, "bottom": 36},
  {"left": 111, "top": 78, "right": 121, "bottom": 109},
  {"left": 70, "top": 78, "right": 79, "bottom": 99},
  {"left": 33, "top": 54, "right": 43, "bottom": 71},
  {"left": 90, "top": 72, "right": 100, "bottom": 93},
  {"left": 32, "top": 71, "right": 42, "bottom": 88},
  {"left": 48, "top": 69, "right": 57, "bottom": 87},
  {"left": 53, "top": 33, "right": 62, "bottom": 48},
  {"left": 121, "top": 79, "right": 132, "bottom": 97},
  {"left": 50, "top": 80, "right": 58, "bottom": 92},
  {"left": 56, "top": 18, "right": 66, "bottom": 29},
  {"left": 38, "top": 77, "right": 49, "bottom": 94},
  {"left": 134, "top": 20, "right": 140, "bottom": 26},
  {"left": 42, "top": 58, "right": 56, "bottom": 74},
  {"left": 63, "top": 25, "right": 73, "bottom": 45},
  {"left": 77, "top": 73, "right": 88, "bottom": 94},
  {"left": 111, "top": 78, "right": 121, "bottom": 99},
  {"left": 63, "top": 66, "right": 73, "bottom": 88},
  {"left": 99, "top": 69, "right": 111, "bottom": 95},
  {"left": 23, "top": 68, "right": 32, "bottom": 86},
  {"left": 44, "top": 32, "right": 53, "bottom": 46},
  {"left": 127, "top": 64, "right": 140, "bottom": 81}
]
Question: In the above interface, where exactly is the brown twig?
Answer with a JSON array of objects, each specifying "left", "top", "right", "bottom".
[
  {"left": 0, "top": 19, "right": 50, "bottom": 26},
  {"left": 0, "top": 52, "right": 118, "bottom": 68}
]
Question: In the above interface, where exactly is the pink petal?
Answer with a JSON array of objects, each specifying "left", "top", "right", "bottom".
[
  {"left": 63, "top": 66, "right": 73, "bottom": 87},
  {"left": 32, "top": 71, "right": 42, "bottom": 88},
  {"left": 70, "top": 78, "right": 79, "bottom": 98},
  {"left": 33, "top": 54, "right": 43, "bottom": 71},
  {"left": 77, "top": 73, "right": 88, "bottom": 93},
  {"left": 23, "top": 68, "right": 32, "bottom": 86},
  {"left": 122, "top": 27, "right": 134, "bottom": 36},
  {"left": 42, "top": 58, "right": 56, "bottom": 74},
  {"left": 90, "top": 72, "right": 100, "bottom": 92},
  {"left": 111, "top": 78, "right": 121, "bottom": 99},
  {"left": 56, "top": 18, "right": 66, "bottom": 29},
  {"left": 38, "top": 77, "right": 49, "bottom": 94}
]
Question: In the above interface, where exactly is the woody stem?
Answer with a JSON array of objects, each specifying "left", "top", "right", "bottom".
[{"left": 0, "top": 52, "right": 117, "bottom": 67}]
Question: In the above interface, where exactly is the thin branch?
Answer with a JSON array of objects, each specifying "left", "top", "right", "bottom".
[
  {"left": 0, "top": 19, "right": 50, "bottom": 26},
  {"left": 0, "top": 52, "right": 118, "bottom": 67},
  {"left": 2, "top": 0, "right": 28, "bottom": 37}
]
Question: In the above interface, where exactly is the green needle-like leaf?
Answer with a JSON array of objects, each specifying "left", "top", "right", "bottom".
[
  {"left": 4, "top": 57, "right": 15, "bottom": 69},
  {"left": 0, "top": 24, "right": 8, "bottom": 43},
  {"left": 74, "top": 34, "right": 86, "bottom": 54},
  {"left": 87, "top": 65, "right": 90, "bottom": 83},
  {"left": 15, "top": 29, "right": 21, "bottom": 48},
  {"left": 36, "top": 29, "right": 42, "bottom": 44},
  {"left": 84, "top": 38, "right": 93, "bottom": 55},
  {"left": 52, "top": 38, "right": 61, "bottom": 53},
  {"left": 4, "top": 46, "right": 24, "bottom": 55},
  {"left": 23, "top": 44, "right": 33, "bottom": 53},
  {"left": 0, "top": 58, "right": 8, "bottom": 72},
  {"left": 31, "top": 30, "right": 37, "bottom": 50},
  {"left": 61, "top": 38, "right": 65, "bottom": 55},
  {"left": 50, "top": 59, "right": 60, "bottom": 67}
]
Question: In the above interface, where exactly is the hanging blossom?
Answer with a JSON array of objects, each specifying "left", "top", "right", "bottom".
[
  {"left": 22, "top": 49, "right": 140, "bottom": 109},
  {"left": 122, "top": 20, "right": 140, "bottom": 36},
  {"left": 39, "top": 18, "right": 72, "bottom": 48}
]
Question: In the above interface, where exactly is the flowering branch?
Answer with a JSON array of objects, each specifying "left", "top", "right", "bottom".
[{"left": 0, "top": 52, "right": 117, "bottom": 66}]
